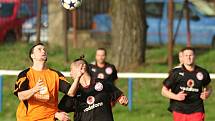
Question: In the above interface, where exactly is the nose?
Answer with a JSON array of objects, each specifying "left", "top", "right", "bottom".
[{"left": 42, "top": 49, "right": 46, "bottom": 53}]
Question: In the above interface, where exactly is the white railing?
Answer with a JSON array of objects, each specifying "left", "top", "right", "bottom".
[
  {"left": 1, "top": 70, "right": 215, "bottom": 79},
  {"left": 0, "top": 70, "right": 215, "bottom": 112}
]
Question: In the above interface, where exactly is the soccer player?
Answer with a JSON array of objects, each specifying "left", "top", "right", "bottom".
[
  {"left": 161, "top": 47, "right": 212, "bottom": 121},
  {"left": 13, "top": 43, "right": 84, "bottom": 121},
  {"left": 58, "top": 57, "right": 128, "bottom": 121},
  {"left": 178, "top": 50, "right": 183, "bottom": 66},
  {"left": 89, "top": 48, "right": 118, "bottom": 84},
  {"left": 174, "top": 50, "right": 184, "bottom": 68}
]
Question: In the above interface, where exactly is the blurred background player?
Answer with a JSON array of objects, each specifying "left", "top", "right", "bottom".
[
  {"left": 13, "top": 43, "right": 84, "bottom": 121},
  {"left": 174, "top": 50, "right": 184, "bottom": 68},
  {"left": 58, "top": 56, "right": 128, "bottom": 121},
  {"left": 89, "top": 48, "right": 118, "bottom": 84},
  {"left": 178, "top": 50, "right": 183, "bottom": 66},
  {"left": 161, "top": 47, "right": 212, "bottom": 121}
]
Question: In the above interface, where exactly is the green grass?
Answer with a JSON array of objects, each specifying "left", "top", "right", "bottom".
[{"left": 0, "top": 42, "right": 215, "bottom": 121}]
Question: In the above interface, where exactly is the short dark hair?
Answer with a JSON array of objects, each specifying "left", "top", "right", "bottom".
[
  {"left": 73, "top": 55, "right": 90, "bottom": 74},
  {"left": 96, "top": 48, "right": 107, "bottom": 55},
  {"left": 29, "top": 43, "right": 45, "bottom": 62},
  {"left": 73, "top": 55, "right": 87, "bottom": 63},
  {"left": 181, "top": 47, "right": 195, "bottom": 54}
]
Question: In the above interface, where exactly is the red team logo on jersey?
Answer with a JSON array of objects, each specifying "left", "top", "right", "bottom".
[
  {"left": 95, "top": 82, "right": 103, "bottom": 91},
  {"left": 87, "top": 96, "right": 95, "bottom": 105},
  {"left": 105, "top": 67, "right": 113, "bottom": 75},
  {"left": 187, "top": 79, "right": 195, "bottom": 88},
  {"left": 196, "top": 72, "right": 204, "bottom": 80},
  {"left": 97, "top": 73, "right": 105, "bottom": 79}
]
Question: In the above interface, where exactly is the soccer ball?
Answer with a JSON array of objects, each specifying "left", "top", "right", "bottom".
[{"left": 61, "top": 0, "right": 82, "bottom": 11}]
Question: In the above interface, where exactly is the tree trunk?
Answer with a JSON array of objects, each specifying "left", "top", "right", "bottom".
[
  {"left": 110, "top": 0, "right": 147, "bottom": 71},
  {"left": 168, "top": 0, "right": 174, "bottom": 70},
  {"left": 48, "top": 0, "right": 66, "bottom": 47}
]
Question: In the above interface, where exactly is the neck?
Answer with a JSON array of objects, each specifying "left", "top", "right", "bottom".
[
  {"left": 184, "top": 64, "right": 195, "bottom": 71},
  {"left": 97, "top": 62, "right": 105, "bottom": 68},
  {"left": 79, "top": 73, "right": 91, "bottom": 87},
  {"left": 32, "top": 61, "right": 46, "bottom": 71}
]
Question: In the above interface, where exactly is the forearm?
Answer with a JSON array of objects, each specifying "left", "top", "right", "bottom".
[
  {"left": 54, "top": 111, "right": 70, "bottom": 121},
  {"left": 18, "top": 88, "right": 37, "bottom": 101},
  {"left": 161, "top": 86, "right": 177, "bottom": 100},
  {"left": 206, "top": 85, "right": 213, "bottom": 97},
  {"left": 207, "top": 85, "right": 212, "bottom": 92},
  {"left": 67, "top": 77, "right": 80, "bottom": 97}
]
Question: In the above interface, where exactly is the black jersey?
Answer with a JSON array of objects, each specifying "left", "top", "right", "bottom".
[
  {"left": 163, "top": 65, "right": 211, "bottom": 114},
  {"left": 58, "top": 79, "right": 123, "bottom": 121},
  {"left": 88, "top": 62, "right": 118, "bottom": 83}
]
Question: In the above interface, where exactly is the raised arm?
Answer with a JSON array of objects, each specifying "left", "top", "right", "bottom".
[
  {"left": 17, "top": 79, "right": 43, "bottom": 101},
  {"left": 67, "top": 77, "right": 80, "bottom": 97},
  {"left": 67, "top": 63, "right": 85, "bottom": 97}
]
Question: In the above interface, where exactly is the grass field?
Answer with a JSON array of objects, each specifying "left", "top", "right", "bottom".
[{"left": 0, "top": 42, "right": 214, "bottom": 121}]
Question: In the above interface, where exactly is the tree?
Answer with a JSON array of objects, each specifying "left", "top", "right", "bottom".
[
  {"left": 48, "top": 0, "right": 66, "bottom": 47},
  {"left": 110, "top": 0, "right": 147, "bottom": 71},
  {"left": 167, "top": 0, "right": 174, "bottom": 70}
]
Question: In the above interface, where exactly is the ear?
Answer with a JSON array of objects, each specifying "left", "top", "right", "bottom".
[{"left": 31, "top": 53, "right": 35, "bottom": 60}]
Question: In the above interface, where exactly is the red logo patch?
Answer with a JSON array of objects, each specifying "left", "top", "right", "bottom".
[
  {"left": 87, "top": 96, "right": 95, "bottom": 105},
  {"left": 187, "top": 79, "right": 195, "bottom": 88}
]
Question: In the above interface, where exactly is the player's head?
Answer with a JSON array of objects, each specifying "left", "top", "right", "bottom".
[
  {"left": 178, "top": 50, "right": 183, "bottom": 65},
  {"left": 70, "top": 55, "right": 89, "bottom": 79},
  {"left": 181, "top": 47, "right": 195, "bottom": 66},
  {"left": 29, "top": 43, "right": 47, "bottom": 62},
  {"left": 95, "top": 48, "right": 107, "bottom": 64}
]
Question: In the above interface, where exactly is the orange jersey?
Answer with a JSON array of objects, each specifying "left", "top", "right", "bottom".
[{"left": 14, "top": 67, "right": 71, "bottom": 121}]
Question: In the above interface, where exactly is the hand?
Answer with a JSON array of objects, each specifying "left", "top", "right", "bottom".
[
  {"left": 118, "top": 96, "right": 128, "bottom": 106},
  {"left": 174, "top": 90, "right": 187, "bottom": 101},
  {"left": 55, "top": 112, "right": 71, "bottom": 121},
  {"left": 32, "top": 79, "right": 44, "bottom": 93},
  {"left": 200, "top": 88, "right": 210, "bottom": 100},
  {"left": 75, "top": 64, "right": 85, "bottom": 79}
]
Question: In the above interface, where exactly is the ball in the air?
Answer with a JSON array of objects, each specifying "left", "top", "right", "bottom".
[{"left": 61, "top": 0, "right": 82, "bottom": 11}]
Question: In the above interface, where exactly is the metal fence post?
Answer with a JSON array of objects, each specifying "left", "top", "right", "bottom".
[
  {"left": 0, "top": 75, "right": 3, "bottom": 112},
  {"left": 128, "top": 78, "right": 133, "bottom": 111}
]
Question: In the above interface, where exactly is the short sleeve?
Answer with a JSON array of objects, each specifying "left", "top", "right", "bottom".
[
  {"left": 202, "top": 71, "right": 211, "bottom": 87},
  {"left": 163, "top": 69, "right": 177, "bottom": 89},
  {"left": 59, "top": 79, "right": 71, "bottom": 94},
  {"left": 14, "top": 71, "right": 29, "bottom": 96},
  {"left": 105, "top": 81, "right": 123, "bottom": 101},
  {"left": 58, "top": 95, "right": 77, "bottom": 113},
  {"left": 111, "top": 65, "right": 118, "bottom": 82},
  {"left": 57, "top": 72, "right": 71, "bottom": 94}
]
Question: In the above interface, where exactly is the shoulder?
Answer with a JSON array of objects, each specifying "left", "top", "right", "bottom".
[
  {"left": 49, "top": 68, "right": 65, "bottom": 77},
  {"left": 195, "top": 65, "right": 209, "bottom": 74},
  {"left": 88, "top": 61, "right": 96, "bottom": 69},
  {"left": 170, "top": 67, "right": 182, "bottom": 74},
  {"left": 18, "top": 68, "right": 30, "bottom": 78},
  {"left": 166, "top": 67, "right": 182, "bottom": 78},
  {"left": 173, "top": 64, "right": 182, "bottom": 69},
  {"left": 88, "top": 63, "right": 95, "bottom": 68},
  {"left": 106, "top": 62, "right": 117, "bottom": 69}
]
